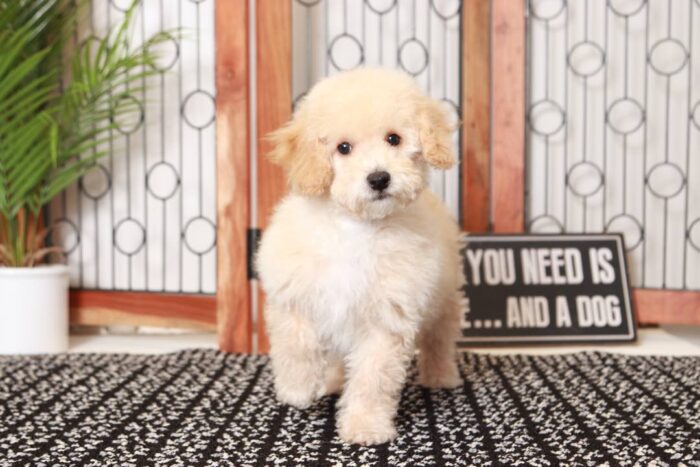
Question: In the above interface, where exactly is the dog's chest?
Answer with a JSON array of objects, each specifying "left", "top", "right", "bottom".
[
  {"left": 313, "top": 220, "right": 379, "bottom": 306},
  {"left": 308, "top": 223, "right": 387, "bottom": 348},
  {"left": 305, "top": 217, "right": 437, "bottom": 344}
]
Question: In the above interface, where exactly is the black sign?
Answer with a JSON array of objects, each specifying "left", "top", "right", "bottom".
[{"left": 459, "top": 234, "right": 636, "bottom": 345}]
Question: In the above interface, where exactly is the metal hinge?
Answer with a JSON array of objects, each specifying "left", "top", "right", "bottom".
[{"left": 247, "top": 228, "right": 262, "bottom": 280}]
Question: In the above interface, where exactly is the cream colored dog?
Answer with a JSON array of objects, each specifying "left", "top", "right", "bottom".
[{"left": 256, "top": 68, "right": 463, "bottom": 445}]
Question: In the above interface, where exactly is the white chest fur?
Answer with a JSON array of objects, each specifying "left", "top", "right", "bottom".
[{"left": 257, "top": 194, "right": 446, "bottom": 352}]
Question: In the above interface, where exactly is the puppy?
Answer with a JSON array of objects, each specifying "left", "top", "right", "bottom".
[{"left": 256, "top": 68, "right": 463, "bottom": 445}]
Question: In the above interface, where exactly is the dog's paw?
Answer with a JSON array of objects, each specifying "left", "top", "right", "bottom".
[
  {"left": 276, "top": 385, "right": 318, "bottom": 409},
  {"left": 337, "top": 410, "right": 398, "bottom": 446},
  {"left": 418, "top": 361, "right": 462, "bottom": 389}
]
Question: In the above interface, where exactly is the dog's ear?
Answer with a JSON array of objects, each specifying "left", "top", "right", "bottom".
[
  {"left": 416, "top": 97, "right": 456, "bottom": 169},
  {"left": 267, "top": 115, "right": 332, "bottom": 196}
]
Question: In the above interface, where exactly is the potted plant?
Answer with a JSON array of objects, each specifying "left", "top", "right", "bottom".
[{"left": 0, "top": 0, "right": 169, "bottom": 354}]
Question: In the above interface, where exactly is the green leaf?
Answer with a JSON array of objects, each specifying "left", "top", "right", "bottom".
[
  {"left": 49, "top": 120, "right": 59, "bottom": 166},
  {"left": 0, "top": 0, "right": 177, "bottom": 265}
]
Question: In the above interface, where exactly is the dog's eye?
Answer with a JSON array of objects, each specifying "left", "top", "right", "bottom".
[
  {"left": 337, "top": 142, "right": 352, "bottom": 155},
  {"left": 386, "top": 133, "right": 401, "bottom": 146}
]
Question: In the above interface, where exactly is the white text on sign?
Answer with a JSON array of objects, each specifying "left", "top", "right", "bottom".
[{"left": 465, "top": 247, "right": 616, "bottom": 285}]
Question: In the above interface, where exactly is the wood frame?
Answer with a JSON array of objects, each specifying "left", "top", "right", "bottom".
[
  {"left": 634, "top": 290, "right": 700, "bottom": 325},
  {"left": 216, "top": 0, "right": 252, "bottom": 352},
  {"left": 255, "top": 0, "right": 292, "bottom": 353},
  {"left": 491, "top": 0, "right": 700, "bottom": 324},
  {"left": 70, "top": 291, "right": 216, "bottom": 330},
  {"left": 490, "top": 0, "right": 525, "bottom": 233},
  {"left": 461, "top": 0, "right": 492, "bottom": 232},
  {"left": 70, "top": 0, "right": 253, "bottom": 351}
]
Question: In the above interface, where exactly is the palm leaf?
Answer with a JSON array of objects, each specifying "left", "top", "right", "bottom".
[{"left": 0, "top": 0, "right": 176, "bottom": 266}]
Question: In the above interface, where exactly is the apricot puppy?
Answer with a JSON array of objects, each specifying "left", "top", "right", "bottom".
[{"left": 257, "top": 68, "right": 463, "bottom": 445}]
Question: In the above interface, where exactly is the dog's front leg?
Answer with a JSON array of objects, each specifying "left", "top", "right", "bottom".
[
  {"left": 267, "top": 304, "right": 324, "bottom": 408},
  {"left": 337, "top": 328, "right": 413, "bottom": 445}
]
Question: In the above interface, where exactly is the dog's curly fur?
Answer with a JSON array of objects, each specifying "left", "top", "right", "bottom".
[{"left": 257, "top": 68, "right": 463, "bottom": 445}]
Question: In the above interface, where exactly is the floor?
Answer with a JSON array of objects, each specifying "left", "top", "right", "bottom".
[{"left": 69, "top": 325, "right": 700, "bottom": 356}]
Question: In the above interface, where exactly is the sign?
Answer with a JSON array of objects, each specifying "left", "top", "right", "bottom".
[{"left": 458, "top": 234, "right": 636, "bottom": 345}]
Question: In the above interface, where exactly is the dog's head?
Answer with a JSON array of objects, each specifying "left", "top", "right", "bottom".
[{"left": 268, "top": 68, "right": 456, "bottom": 220}]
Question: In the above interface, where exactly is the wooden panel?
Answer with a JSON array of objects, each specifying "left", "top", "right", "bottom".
[
  {"left": 634, "top": 289, "right": 700, "bottom": 325},
  {"left": 491, "top": 0, "right": 525, "bottom": 233},
  {"left": 461, "top": 0, "right": 491, "bottom": 232},
  {"left": 70, "top": 291, "right": 216, "bottom": 330},
  {"left": 256, "top": 1, "right": 291, "bottom": 227},
  {"left": 215, "top": 0, "right": 252, "bottom": 352},
  {"left": 256, "top": 0, "right": 292, "bottom": 354}
]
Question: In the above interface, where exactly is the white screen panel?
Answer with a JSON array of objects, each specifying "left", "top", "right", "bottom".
[
  {"left": 527, "top": 0, "right": 700, "bottom": 290},
  {"left": 49, "top": 0, "right": 217, "bottom": 294}
]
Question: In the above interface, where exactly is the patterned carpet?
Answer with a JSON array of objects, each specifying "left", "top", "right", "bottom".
[{"left": 1, "top": 349, "right": 699, "bottom": 466}]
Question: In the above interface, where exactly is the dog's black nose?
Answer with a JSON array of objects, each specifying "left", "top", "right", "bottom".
[{"left": 367, "top": 171, "right": 391, "bottom": 192}]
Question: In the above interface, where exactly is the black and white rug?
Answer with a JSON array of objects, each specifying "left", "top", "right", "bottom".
[{"left": 1, "top": 349, "right": 699, "bottom": 466}]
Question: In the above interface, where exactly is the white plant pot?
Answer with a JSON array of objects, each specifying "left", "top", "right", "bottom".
[{"left": 0, "top": 265, "right": 69, "bottom": 354}]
